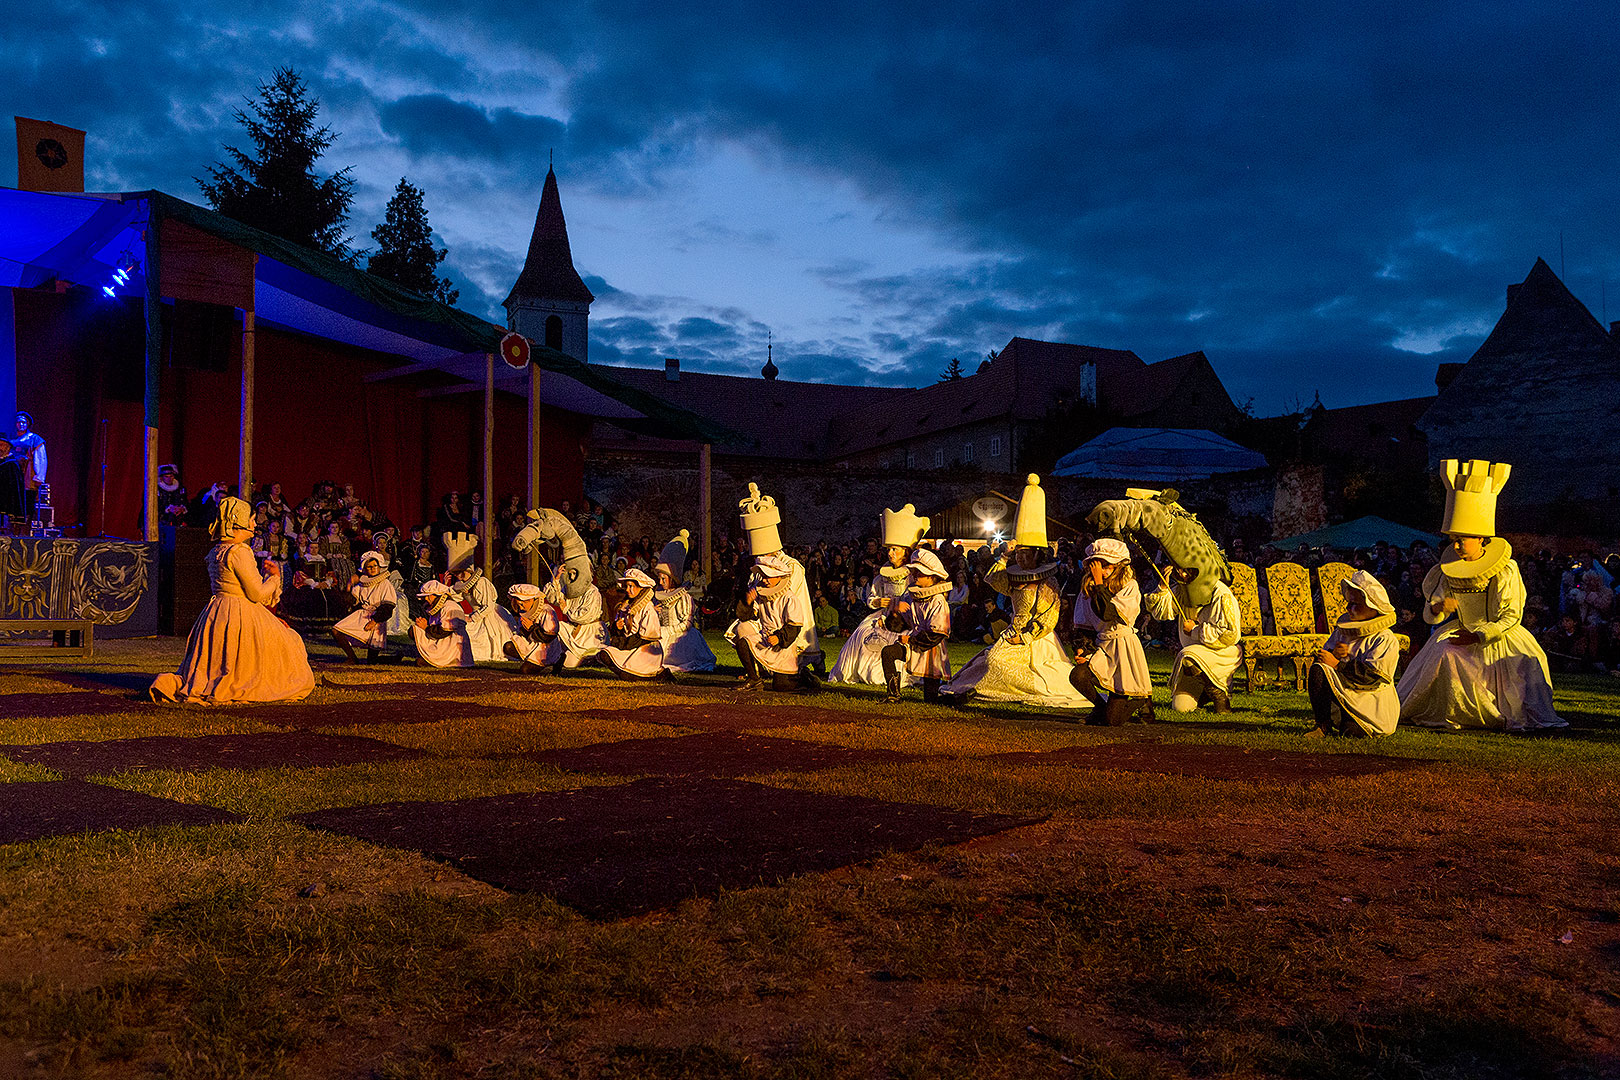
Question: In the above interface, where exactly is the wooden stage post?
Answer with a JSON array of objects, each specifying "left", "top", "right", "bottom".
[
  {"left": 527, "top": 359, "right": 541, "bottom": 584},
  {"left": 483, "top": 351, "right": 495, "bottom": 580}
]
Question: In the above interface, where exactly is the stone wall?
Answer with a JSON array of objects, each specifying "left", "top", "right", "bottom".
[{"left": 584, "top": 449, "right": 1277, "bottom": 553}]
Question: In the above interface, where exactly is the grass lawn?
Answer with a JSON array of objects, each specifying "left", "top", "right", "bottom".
[{"left": 1, "top": 631, "right": 1617, "bottom": 1079}]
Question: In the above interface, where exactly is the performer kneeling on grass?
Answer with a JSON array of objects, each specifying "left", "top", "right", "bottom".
[
  {"left": 1069, "top": 538, "right": 1155, "bottom": 726},
  {"left": 503, "top": 583, "right": 562, "bottom": 673},
  {"left": 150, "top": 496, "right": 315, "bottom": 704},
  {"left": 878, "top": 547, "right": 953, "bottom": 703},
  {"left": 332, "top": 551, "right": 402, "bottom": 663},
  {"left": 728, "top": 554, "right": 816, "bottom": 692},
  {"left": 542, "top": 573, "right": 608, "bottom": 673},
  {"left": 1144, "top": 564, "right": 1241, "bottom": 714},
  {"left": 599, "top": 568, "right": 674, "bottom": 681},
  {"left": 1306, "top": 569, "right": 1400, "bottom": 738},
  {"left": 452, "top": 563, "right": 517, "bottom": 663},
  {"left": 411, "top": 579, "right": 474, "bottom": 668},
  {"left": 654, "top": 531, "right": 717, "bottom": 673}
]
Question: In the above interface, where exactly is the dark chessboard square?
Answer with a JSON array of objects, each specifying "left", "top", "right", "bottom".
[
  {"left": 0, "top": 780, "right": 239, "bottom": 845},
  {"left": 529, "top": 731, "right": 924, "bottom": 776},
  {"left": 580, "top": 702, "right": 866, "bottom": 731},
  {"left": 984, "top": 741, "right": 1429, "bottom": 783},
  {"left": 292, "top": 777, "right": 1043, "bottom": 919},
  {"left": 0, "top": 732, "right": 429, "bottom": 779},
  {"left": 214, "top": 698, "right": 516, "bottom": 728}
]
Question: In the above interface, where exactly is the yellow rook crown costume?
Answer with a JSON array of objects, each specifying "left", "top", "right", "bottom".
[
  {"left": 738, "top": 483, "right": 782, "bottom": 556},
  {"left": 881, "top": 503, "right": 930, "bottom": 549},
  {"left": 1396, "top": 457, "right": 1564, "bottom": 731},
  {"left": 1438, "top": 458, "right": 1513, "bottom": 589}
]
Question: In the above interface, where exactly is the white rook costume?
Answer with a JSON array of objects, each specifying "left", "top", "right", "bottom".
[
  {"left": 830, "top": 503, "right": 929, "bottom": 686},
  {"left": 334, "top": 551, "right": 405, "bottom": 650},
  {"left": 725, "top": 484, "right": 823, "bottom": 681},
  {"left": 1397, "top": 459, "right": 1563, "bottom": 731},
  {"left": 412, "top": 579, "right": 475, "bottom": 668},
  {"left": 654, "top": 530, "right": 716, "bottom": 672}
]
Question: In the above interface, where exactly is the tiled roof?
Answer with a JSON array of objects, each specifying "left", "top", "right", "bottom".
[
  {"left": 587, "top": 364, "right": 911, "bottom": 459},
  {"left": 504, "top": 168, "right": 595, "bottom": 308},
  {"left": 1307, "top": 396, "right": 1434, "bottom": 460}
]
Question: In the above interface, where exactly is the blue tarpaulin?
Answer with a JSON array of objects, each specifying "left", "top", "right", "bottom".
[{"left": 1051, "top": 427, "right": 1267, "bottom": 482}]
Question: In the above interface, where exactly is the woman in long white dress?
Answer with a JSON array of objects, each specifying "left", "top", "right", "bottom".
[
  {"left": 599, "top": 569, "right": 670, "bottom": 680},
  {"left": 1307, "top": 570, "right": 1400, "bottom": 738},
  {"left": 943, "top": 544, "right": 1088, "bottom": 708},
  {"left": 829, "top": 544, "right": 909, "bottom": 686},
  {"left": 451, "top": 564, "right": 517, "bottom": 663},
  {"left": 652, "top": 531, "right": 716, "bottom": 673},
  {"left": 332, "top": 551, "right": 403, "bottom": 662},
  {"left": 150, "top": 497, "right": 315, "bottom": 704},
  {"left": 1397, "top": 535, "right": 1563, "bottom": 731},
  {"left": 1068, "top": 538, "right": 1151, "bottom": 724}
]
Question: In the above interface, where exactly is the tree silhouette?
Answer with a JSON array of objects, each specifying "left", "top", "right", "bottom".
[
  {"left": 197, "top": 67, "right": 355, "bottom": 259},
  {"left": 367, "top": 178, "right": 459, "bottom": 305},
  {"left": 938, "top": 357, "right": 965, "bottom": 382}
]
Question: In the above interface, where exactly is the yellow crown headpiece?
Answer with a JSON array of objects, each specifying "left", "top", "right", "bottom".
[
  {"left": 1440, "top": 458, "right": 1511, "bottom": 538},
  {"left": 738, "top": 482, "right": 782, "bottom": 555},
  {"left": 881, "top": 503, "right": 930, "bottom": 549}
]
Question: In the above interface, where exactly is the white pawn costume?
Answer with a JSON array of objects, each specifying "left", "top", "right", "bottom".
[
  {"left": 333, "top": 551, "right": 405, "bottom": 653},
  {"left": 1144, "top": 564, "right": 1242, "bottom": 714},
  {"left": 600, "top": 568, "right": 669, "bottom": 680},
  {"left": 543, "top": 575, "right": 608, "bottom": 669},
  {"left": 504, "top": 583, "right": 563, "bottom": 669},
  {"left": 653, "top": 531, "right": 716, "bottom": 673},
  {"left": 412, "top": 579, "right": 475, "bottom": 668},
  {"left": 725, "top": 484, "right": 823, "bottom": 690},
  {"left": 1309, "top": 570, "right": 1401, "bottom": 737},
  {"left": 1069, "top": 537, "right": 1153, "bottom": 724},
  {"left": 1397, "top": 459, "right": 1563, "bottom": 732},
  {"left": 945, "top": 475, "right": 1088, "bottom": 708},
  {"left": 830, "top": 503, "right": 929, "bottom": 686},
  {"left": 451, "top": 567, "right": 518, "bottom": 663}
]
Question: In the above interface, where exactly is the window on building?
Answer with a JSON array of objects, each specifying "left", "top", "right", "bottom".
[
  {"left": 963, "top": 441, "right": 974, "bottom": 463},
  {"left": 904, "top": 450, "right": 915, "bottom": 469},
  {"left": 934, "top": 448, "right": 945, "bottom": 468},
  {"left": 544, "top": 315, "right": 563, "bottom": 350},
  {"left": 990, "top": 435, "right": 1002, "bottom": 457}
]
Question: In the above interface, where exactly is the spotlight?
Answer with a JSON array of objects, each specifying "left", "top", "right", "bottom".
[
  {"left": 112, "top": 268, "right": 129, "bottom": 286},
  {"left": 101, "top": 285, "right": 116, "bottom": 298}
]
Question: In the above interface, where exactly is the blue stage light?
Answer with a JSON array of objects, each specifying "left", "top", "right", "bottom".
[
  {"left": 112, "top": 268, "right": 129, "bottom": 285},
  {"left": 102, "top": 285, "right": 116, "bottom": 298}
]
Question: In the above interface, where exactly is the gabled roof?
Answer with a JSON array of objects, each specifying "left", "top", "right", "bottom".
[
  {"left": 589, "top": 364, "right": 910, "bottom": 457},
  {"left": 830, "top": 337, "right": 1137, "bottom": 457},
  {"left": 1305, "top": 396, "right": 1434, "bottom": 460},
  {"left": 503, "top": 167, "right": 595, "bottom": 308}
]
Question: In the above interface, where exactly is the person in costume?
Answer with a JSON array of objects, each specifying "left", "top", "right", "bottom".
[
  {"left": 332, "top": 550, "right": 404, "bottom": 662},
  {"left": 878, "top": 547, "right": 953, "bottom": 703},
  {"left": 1144, "top": 562, "right": 1242, "bottom": 713},
  {"left": 653, "top": 530, "right": 717, "bottom": 673},
  {"left": 1397, "top": 459, "right": 1564, "bottom": 731},
  {"left": 11, "top": 411, "right": 46, "bottom": 521},
  {"left": 412, "top": 579, "right": 475, "bottom": 668},
  {"left": 725, "top": 484, "right": 823, "bottom": 691},
  {"left": 503, "top": 583, "right": 562, "bottom": 672},
  {"left": 599, "top": 568, "right": 672, "bottom": 680},
  {"left": 540, "top": 569, "right": 608, "bottom": 671},
  {"left": 943, "top": 476, "right": 1088, "bottom": 708},
  {"left": 1307, "top": 569, "right": 1401, "bottom": 738},
  {"left": 450, "top": 563, "right": 518, "bottom": 663},
  {"left": 830, "top": 504, "right": 929, "bottom": 686},
  {"left": 150, "top": 496, "right": 315, "bottom": 704},
  {"left": 158, "top": 464, "right": 189, "bottom": 527},
  {"left": 1069, "top": 537, "right": 1154, "bottom": 725}
]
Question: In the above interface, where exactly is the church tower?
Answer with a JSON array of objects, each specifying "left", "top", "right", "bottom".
[{"left": 504, "top": 165, "right": 594, "bottom": 362}]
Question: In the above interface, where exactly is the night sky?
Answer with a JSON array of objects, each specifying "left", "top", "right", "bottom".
[{"left": 8, "top": 2, "right": 1617, "bottom": 411}]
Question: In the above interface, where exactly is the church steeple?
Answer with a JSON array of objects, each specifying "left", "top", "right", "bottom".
[{"left": 505, "top": 164, "right": 594, "bottom": 361}]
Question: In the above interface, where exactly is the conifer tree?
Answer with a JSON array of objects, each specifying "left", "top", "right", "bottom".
[
  {"left": 367, "top": 178, "right": 458, "bottom": 305},
  {"left": 197, "top": 67, "right": 354, "bottom": 259},
  {"left": 938, "top": 357, "right": 965, "bottom": 382}
]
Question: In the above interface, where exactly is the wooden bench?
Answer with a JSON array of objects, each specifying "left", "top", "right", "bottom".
[
  {"left": 1229, "top": 561, "right": 1408, "bottom": 691},
  {"left": 0, "top": 619, "right": 95, "bottom": 660}
]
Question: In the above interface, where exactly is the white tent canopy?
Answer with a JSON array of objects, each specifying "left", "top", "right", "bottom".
[{"left": 1052, "top": 427, "right": 1267, "bottom": 482}]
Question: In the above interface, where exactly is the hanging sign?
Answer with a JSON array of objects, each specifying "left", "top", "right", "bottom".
[{"left": 500, "top": 332, "right": 532, "bottom": 369}]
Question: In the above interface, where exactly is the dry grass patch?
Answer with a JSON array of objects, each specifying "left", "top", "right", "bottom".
[{"left": 0, "top": 709, "right": 276, "bottom": 747}]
